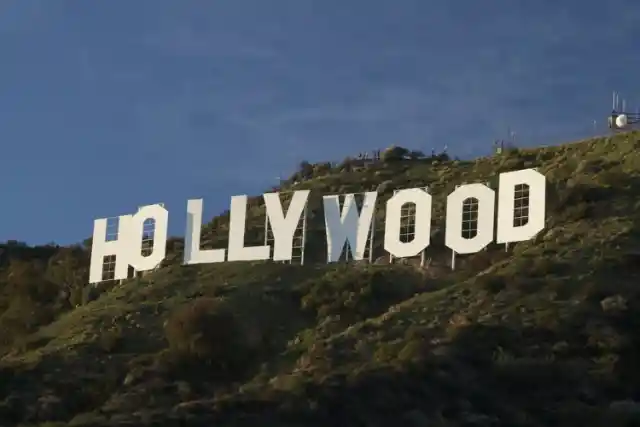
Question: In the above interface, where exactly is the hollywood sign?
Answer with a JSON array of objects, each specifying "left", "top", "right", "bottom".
[{"left": 88, "top": 168, "right": 546, "bottom": 284}]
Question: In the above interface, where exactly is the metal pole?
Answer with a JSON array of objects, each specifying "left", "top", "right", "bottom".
[
  {"left": 451, "top": 185, "right": 459, "bottom": 270},
  {"left": 369, "top": 213, "right": 375, "bottom": 263},
  {"left": 420, "top": 186, "right": 429, "bottom": 267},
  {"left": 389, "top": 189, "right": 398, "bottom": 264},
  {"left": 343, "top": 195, "right": 350, "bottom": 263},
  {"left": 263, "top": 209, "right": 269, "bottom": 247},
  {"left": 300, "top": 202, "right": 308, "bottom": 265}
]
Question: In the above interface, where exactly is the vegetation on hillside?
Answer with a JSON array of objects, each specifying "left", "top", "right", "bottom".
[{"left": 1, "top": 133, "right": 640, "bottom": 426}]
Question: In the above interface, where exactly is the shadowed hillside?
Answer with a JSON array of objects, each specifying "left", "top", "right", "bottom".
[{"left": 2, "top": 133, "right": 640, "bottom": 426}]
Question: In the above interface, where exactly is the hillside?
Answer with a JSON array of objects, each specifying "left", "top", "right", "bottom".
[{"left": 2, "top": 132, "right": 640, "bottom": 426}]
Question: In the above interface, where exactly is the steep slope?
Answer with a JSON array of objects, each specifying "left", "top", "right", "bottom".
[{"left": 2, "top": 132, "right": 640, "bottom": 426}]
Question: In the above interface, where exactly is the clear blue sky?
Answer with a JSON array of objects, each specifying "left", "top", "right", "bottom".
[{"left": 1, "top": 0, "right": 639, "bottom": 245}]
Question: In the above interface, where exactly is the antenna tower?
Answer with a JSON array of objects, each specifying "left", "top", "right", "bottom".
[{"left": 609, "top": 90, "right": 640, "bottom": 131}]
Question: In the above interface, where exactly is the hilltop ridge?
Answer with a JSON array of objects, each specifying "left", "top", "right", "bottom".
[{"left": 1, "top": 132, "right": 640, "bottom": 426}]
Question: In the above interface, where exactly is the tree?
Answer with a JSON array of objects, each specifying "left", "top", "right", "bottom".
[
  {"left": 298, "top": 161, "right": 315, "bottom": 180},
  {"left": 381, "top": 145, "right": 409, "bottom": 161},
  {"left": 164, "top": 298, "right": 248, "bottom": 372}
]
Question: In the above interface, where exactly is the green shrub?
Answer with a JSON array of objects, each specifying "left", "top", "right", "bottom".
[
  {"left": 381, "top": 145, "right": 409, "bottom": 161},
  {"left": 165, "top": 298, "right": 241, "bottom": 360},
  {"left": 480, "top": 275, "right": 507, "bottom": 294}
]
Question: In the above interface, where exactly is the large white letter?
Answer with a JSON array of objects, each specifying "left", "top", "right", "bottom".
[
  {"left": 384, "top": 188, "right": 432, "bottom": 258},
  {"left": 445, "top": 184, "right": 495, "bottom": 254},
  {"left": 264, "top": 190, "right": 309, "bottom": 261},
  {"left": 323, "top": 192, "right": 377, "bottom": 262},
  {"left": 184, "top": 199, "right": 226, "bottom": 264},
  {"left": 227, "top": 195, "right": 270, "bottom": 262},
  {"left": 496, "top": 168, "right": 546, "bottom": 244},
  {"left": 127, "top": 204, "right": 168, "bottom": 271},
  {"left": 88, "top": 214, "right": 132, "bottom": 284}
]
